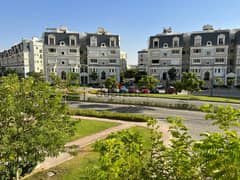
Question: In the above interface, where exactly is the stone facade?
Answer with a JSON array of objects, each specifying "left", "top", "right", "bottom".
[
  {"left": 139, "top": 25, "right": 240, "bottom": 86},
  {"left": 43, "top": 27, "right": 121, "bottom": 85},
  {"left": 138, "top": 49, "right": 148, "bottom": 72},
  {"left": 0, "top": 37, "right": 43, "bottom": 77}
]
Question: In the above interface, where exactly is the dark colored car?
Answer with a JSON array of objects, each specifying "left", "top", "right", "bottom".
[
  {"left": 165, "top": 86, "right": 176, "bottom": 94},
  {"left": 120, "top": 86, "right": 128, "bottom": 93}
]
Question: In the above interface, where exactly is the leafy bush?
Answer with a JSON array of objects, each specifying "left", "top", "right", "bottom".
[{"left": 67, "top": 108, "right": 152, "bottom": 122}]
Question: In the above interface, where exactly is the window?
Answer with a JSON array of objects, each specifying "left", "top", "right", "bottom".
[
  {"left": 163, "top": 43, "right": 168, "bottom": 48},
  {"left": 90, "top": 36, "right": 97, "bottom": 47},
  {"left": 207, "top": 51, "right": 211, "bottom": 56},
  {"left": 215, "top": 58, "right": 224, "bottom": 64},
  {"left": 48, "top": 48, "right": 56, "bottom": 53},
  {"left": 69, "top": 49, "right": 77, "bottom": 53},
  {"left": 173, "top": 37, "right": 179, "bottom": 47},
  {"left": 109, "top": 59, "right": 116, "bottom": 63},
  {"left": 217, "top": 34, "right": 225, "bottom": 45},
  {"left": 193, "top": 59, "right": 201, "bottom": 64},
  {"left": 172, "top": 50, "right": 180, "bottom": 54},
  {"left": 193, "top": 49, "right": 201, "bottom": 53},
  {"left": 153, "top": 38, "right": 159, "bottom": 48},
  {"left": 109, "top": 69, "right": 115, "bottom": 73},
  {"left": 110, "top": 50, "right": 116, "bottom": 54},
  {"left": 101, "top": 43, "right": 106, "bottom": 47},
  {"left": 110, "top": 37, "right": 116, "bottom": 47},
  {"left": 69, "top": 36, "right": 76, "bottom": 46},
  {"left": 204, "top": 72, "right": 210, "bottom": 81},
  {"left": 216, "top": 48, "right": 225, "bottom": 53},
  {"left": 60, "top": 41, "right": 65, "bottom": 46},
  {"left": 164, "top": 53, "right": 167, "bottom": 57},
  {"left": 152, "top": 59, "right": 159, "bottom": 64},
  {"left": 48, "top": 35, "right": 55, "bottom": 45},
  {"left": 90, "top": 59, "right": 97, "bottom": 64},
  {"left": 61, "top": 51, "right": 65, "bottom": 55},
  {"left": 206, "top": 41, "right": 212, "bottom": 46},
  {"left": 62, "top": 61, "right": 65, "bottom": 65},
  {"left": 194, "top": 35, "right": 202, "bottom": 46}
]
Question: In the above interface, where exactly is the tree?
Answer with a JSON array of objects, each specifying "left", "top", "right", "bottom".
[
  {"left": 138, "top": 75, "right": 159, "bottom": 90},
  {"left": 181, "top": 72, "right": 204, "bottom": 94},
  {"left": 135, "top": 71, "right": 147, "bottom": 83},
  {"left": 88, "top": 104, "right": 240, "bottom": 179},
  {"left": 66, "top": 72, "right": 80, "bottom": 87},
  {"left": 124, "top": 68, "right": 138, "bottom": 79},
  {"left": 90, "top": 130, "right": 145, "bottom": 180},
  {"left": 104, "top": 76, "right": 118, "bottom": 89},
  {"left": 168, "top": 68, "right": 177, "bottom": 81},
  {"left": 0, "top": 75, "right": 74, "bottom": 179},
  {"left": 27, "top": 71, "right": 45, "bottom": 82},
  {"left": 49, "top": 72, "right": 63, "bottom": 88},
  {"left": 89, "top": 71, "right": 98, "bottom": 81}
]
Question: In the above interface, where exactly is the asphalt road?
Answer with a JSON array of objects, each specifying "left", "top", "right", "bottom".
[{"left": 68, "top": 101, "right": 223, "bottom": 140}]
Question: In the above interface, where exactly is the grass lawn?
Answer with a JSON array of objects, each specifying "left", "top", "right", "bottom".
[
  {"left": 65, "top": 119, "right": 120, "bottom": 142},
  {"left": 119, "top": 93, "right": 240, "bottom": 104},
  {"left": 26, "top": 126, "right": 151, "bottom": 180}
]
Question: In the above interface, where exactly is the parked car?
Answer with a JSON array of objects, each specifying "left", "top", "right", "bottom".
[
  {"left": 109, "top": 88, "right": 120, "bottom": 93},
  {"left": 128, "top": 86, "right": 140, "bottom": 93},
  {"left": 156, "top": 84, "right": 165, "bottom": 89},
  {"left": 141, "top": 88, "right": 150, "bottom": 94},
  {"left": 151, "top": 88, "right": 161, "bottom": 94},
  {"left": 120, "top": 86, "right": 128, "bottom": 93},
  {"left": 165, "top": 86, "right": 176, "bottom": 94}
]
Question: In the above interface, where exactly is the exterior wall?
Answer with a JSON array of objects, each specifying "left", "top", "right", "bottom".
[
  {"left": 87, "top": 46, "right": 120, "bottom": 84},
  {"left": 120, "top": 51, "right": 127, "bottom": 73},
  {"left": 0, "top": 38, "right": 43, "bottom": 77},
  {"left": 236, "top": 45, "right": 240, "bottom": 85},
  {"left": 138, "top": 50, "right": 148, "bottom": 72},
  {"left": 189, "top": 45, "right": 228, "bottom": 85},
  {"left": 148, "top": 44, "right": 183, "bottom": 80}
]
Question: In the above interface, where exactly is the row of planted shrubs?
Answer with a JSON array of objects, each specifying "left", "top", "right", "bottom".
[{"left": 67, "top": 108, "right": 152, "bottom": 122}]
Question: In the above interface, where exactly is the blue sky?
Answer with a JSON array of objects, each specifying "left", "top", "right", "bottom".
[{"left": 0, "top": 0, "right": 240, "bottom": 64}]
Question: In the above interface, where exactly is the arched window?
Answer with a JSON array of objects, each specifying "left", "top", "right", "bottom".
[
  {"left": 60, "top": 41, "right": 65, "bottom": 46},
  {"left": 204, "top": 71, "right": 210, "bottom": 81},
  {"left": 110, "top": 37, "right": 116, "bottom": 47},
  {"left": 90, "top": 36, "right": 97, "bottom": 47},
  {"left": 162, "top": 72, "right": 167, "bottom": 80},
  {"left": 173, "top": 37, "right": 179, "bottom": 47},
  {"left": 101, "top": 71, "right": 106, "bottom": 80},
  {"left": 61, "top": 71, "right": 66, "bottom": 80},
  {"left": 217, "top": 34, "right": 225, "bottom": 45},
  {"left": 69, "top": 35, "right": 76, "bottom": 46},
  {"left": 153, "top": 38, "right": 159, "bottom": 48},
  {"left": 48, "top": 34, "right": 55, "bottom": 45},
  {"left": 194, "top": 35, "right": 202, "bottom": 46}
]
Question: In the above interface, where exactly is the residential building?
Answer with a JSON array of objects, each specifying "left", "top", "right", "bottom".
[
  {"left": 87, "top": 27, "right": 121, "bottom": 85},
  {"left": 120, "top": 51, "right": 127, "bottom": 73},
  {"left": 0, "top": 37, "right": 43, "bottom": 77},
  {"left": 235, "top": 31, "right": 240, "bottom": 85},
  {"left": 189, "top": 25, "right": 229, "bottom": 86},
  {"left": 43, "top": 27, "right": 82, "bottom": 82},
  {"left": 138, "top": 49, "right": 148, "bottom": 72},
  {"left": 141, "top": 25, "right": 240, "bottom": 86},
  {"left": 148, "top": 27, "right": 183, "bottom": 81}
]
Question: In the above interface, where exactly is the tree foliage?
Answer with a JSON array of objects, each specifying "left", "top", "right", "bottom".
[
  {"left": 89, "top": 71, "right": 98, "bottom": 81},
  {"left": 138, "top": 75, "right": 159, "bottom": 90},
  {"left": 180, "top": 72, "right": 204, "bottom": 94},
  {"left": 0, "top": 75, "right": 74, "bottom": 179},
  {"left": 168, "top": 68, "right": 177, "bottom": 81},
  {"left": 104, "top": 76, "right": 118, "bottom": 89},
  {"left": 89, "top": 104, "right": 240, "bottom": 179}
]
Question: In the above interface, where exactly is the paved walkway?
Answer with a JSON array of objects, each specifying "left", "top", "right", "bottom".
[{"left": 29, "top": 116, "right": 170, "bottom": 175}]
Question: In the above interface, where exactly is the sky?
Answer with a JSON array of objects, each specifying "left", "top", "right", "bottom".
[{"left": 0, "top": 0, "right": 240, "bottom": 65}]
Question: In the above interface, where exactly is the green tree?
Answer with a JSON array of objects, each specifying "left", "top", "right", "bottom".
[
  {"left": 89, "top": 71, "right": 98, "bottom": 81},
  {"left": 92, "top": 130, "right": 145, "bottom": 180},
  {"left": 104, "top": 76, "right": 118, "bottom": 89},
  {"left": 27, "top": 71, "right": 45, "bottom": 82},
  {"left": 168, "top": 67, "right": 177, "bottom": 81},
  {"left": 124, "top": 68, "right": 138, "bottom": 79},
  {"left": 66, "top": 72, "right": 80, "bottom": 87},
  {"left": 181, "top": 72, "right": 204, "bottom": 94},
  {"left": 138, "top": 75, "right": 159, "bottom": 90},
  {"left": 49, "top": 73, "right": 63, "bottom": 88},
  {"left": 0, "top": 75, "right": 74, "bottom": 179},
  {"left": 135, "top": 71, "right": 147, "bottom": 83}
]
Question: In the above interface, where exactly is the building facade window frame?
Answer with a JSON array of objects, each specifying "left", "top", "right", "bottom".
[
  {"left": 194, "top": 35, "right": 202, "bottom": 46},
  {"left": 48, "top": 34, "right": 56, "bottom": 45},
  {"left": 173, "top": 37, "right": 180, "bottom": 47}
]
